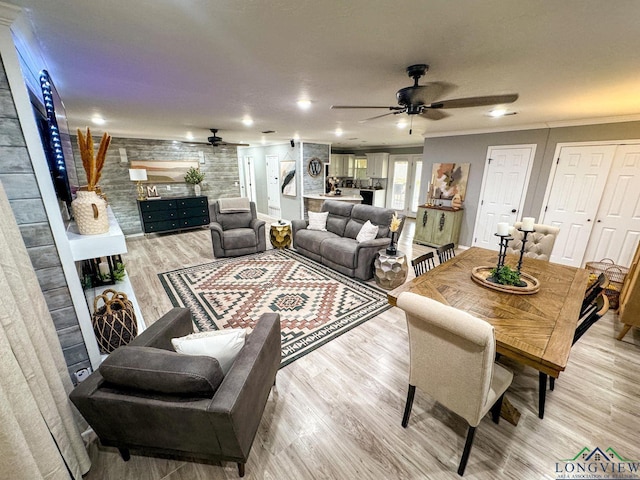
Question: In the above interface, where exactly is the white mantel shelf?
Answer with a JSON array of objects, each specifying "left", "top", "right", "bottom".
[{"left": 66, "top": 207, "right": 128, "bottom": 261}]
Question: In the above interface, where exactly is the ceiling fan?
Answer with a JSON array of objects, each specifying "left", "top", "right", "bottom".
[
  {"left": 183, "top": 129, "right": 249, "bottom": 148},
  {"left": 331, "top": 64, "right": 518, "bottom": 123}
]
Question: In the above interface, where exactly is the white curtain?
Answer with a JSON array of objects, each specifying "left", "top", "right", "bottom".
[{"left": 0, "top": 183, "right": 91, "bottom": 479}]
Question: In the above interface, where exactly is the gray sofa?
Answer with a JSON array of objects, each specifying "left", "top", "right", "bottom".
[
  {"left": 70, "top": 308, "right": 281, "bottom": 478},
  {"left": 292, "top": 200, "right": 404, "bottom": 280}
]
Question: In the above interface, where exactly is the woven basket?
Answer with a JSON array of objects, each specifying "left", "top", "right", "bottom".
[
  {"left": 585, "top": 258, "right": 628, "bottom": 309},
  {"left": 91, "top": 289, "right": 138, "bottom": 354}
]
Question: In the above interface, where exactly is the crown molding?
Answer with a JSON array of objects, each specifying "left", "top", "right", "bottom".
[
  {"left": 422, "top": 114, "right": 640, "bottom": 139},
  {"left": 0, "top": 2, "right": 21, "bottom": 27}
]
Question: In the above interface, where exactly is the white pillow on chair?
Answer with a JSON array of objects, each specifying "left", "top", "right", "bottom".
[
  {"left": 356, "top": 220, "right": 379, "bottom": 243},
  {"left": 307, "top": 211, "right": 329, "bottom": 231},
  {"left": 172, "top": 329, "right": 246, "bottom": 374}
]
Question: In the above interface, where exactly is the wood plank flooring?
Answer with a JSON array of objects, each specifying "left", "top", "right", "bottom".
[{"left": 83, "top": 220, "right": 640, "bottom": 480}]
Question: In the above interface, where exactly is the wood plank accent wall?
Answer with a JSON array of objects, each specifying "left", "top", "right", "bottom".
[
  {"left": 0, "top": 57, "right": 89, "bottom": 381},
  {"left": 71, "top": 137, "right": 241, "bottom": 235}
]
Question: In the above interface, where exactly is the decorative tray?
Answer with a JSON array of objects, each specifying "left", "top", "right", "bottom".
[{"left": 471, "top": 266, "right": 540, "bottom": 295}]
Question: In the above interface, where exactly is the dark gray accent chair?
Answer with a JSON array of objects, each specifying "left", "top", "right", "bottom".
[
  {"left": 209, "top": 201, "right": 266, "bottom": 257},
  {"left": 70, "top": 308, "right": 281, "bottom": 478},
  {"left": 292, "top": 200, "right": 404, "bottom": 280}
]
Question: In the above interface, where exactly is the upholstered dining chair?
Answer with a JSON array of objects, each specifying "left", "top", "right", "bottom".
[
  {"left": 411, "top": 251, "right": 436, "bottom": 277},
  {"left": 209, "top": 197, "right": 266, "bottom": 257},
  {"left": 397, "top": 292, "right": 513, "bottom": 476},
  {"left": 436, "top": 243, "right": 456, "bottom": 263},
  {"left": 506, "top": 222, "right": 560, "bottom": 261}
]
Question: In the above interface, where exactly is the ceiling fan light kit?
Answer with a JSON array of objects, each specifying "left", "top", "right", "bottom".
[{"left": 331, "top": 63, "right": 519, "bottom": 128}]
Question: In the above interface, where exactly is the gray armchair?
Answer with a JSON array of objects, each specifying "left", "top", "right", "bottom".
[
  {"left": 70, "top": 308, "right": 281, "bottom": 477},
  {"left": 209, "top": 199, "right": 266, "bottom": 257}
]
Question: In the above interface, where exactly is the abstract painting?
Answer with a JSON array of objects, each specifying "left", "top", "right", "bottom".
[
  {"left": 431, "top": 163, "right": 470, "bottom": 200},
  {"left": 280, "top": 161, "right": 296, "bottom": 197},
  {"left": 130, "top": 160, "right": 199, "bottom": 183}
]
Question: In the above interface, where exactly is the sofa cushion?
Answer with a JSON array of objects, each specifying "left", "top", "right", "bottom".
[
  {"left": 356, "top": 220, "right": 379, "bottom": 243},
  {"left": 294, "top": 228, "right": 337, "bottom": 253},
  {"left": 351, "top": 204, "right": 395, "bottom": 238},
  {"left": 320, "top": 236, "right": 359, "bottom": 269},
  {"left": 172, "top": 328, "right": 247, "bottom": 374},
  {"left": 218, "top": 211, "right": 253, "bottom": 230},
  {"left": 99, "top": 346, "right": 224, "bottom": 396},
  {"left": 307, "top": 211, "right": 329, "bottom": 231},
  {"left": 322, "top": 201, "right": 353, "bottom": 236}
]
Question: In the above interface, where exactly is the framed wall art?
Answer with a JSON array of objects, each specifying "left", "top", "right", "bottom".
[
  {"left": 431, "top": 163, "right": 470, "bottom": 200},
  {"left": 280, "top": 161, "right": 296, "bottom": 197},
  {"left": 130, "top": 160, "right": 199, "bottom": 183}
]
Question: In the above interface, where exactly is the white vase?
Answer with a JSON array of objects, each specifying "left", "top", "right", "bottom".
[
  {"left": 194, "top": 184, "right": 201, "bottom": 196},
  {"left": 72, "top": 190, "right": 109, "bottom": 235}
]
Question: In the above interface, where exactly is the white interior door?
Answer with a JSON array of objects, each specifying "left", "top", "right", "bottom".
[
  {"left": 265, "top": 155, "right": 281, "bottom": 218},
  {"left": 473, "top": 145, "right": 535, "bottom": 250},
  {"left": 243, "top": 156, "right": 257, "bottom": 202},
  {"left": 582, "top": 144, "right": 640, "bottom": 267},
  {"left": 542, "top": 145, "right": 616, "bottom": 266},
  {"left": 388, "top": 154, "right": 422, "bottom": 217}
]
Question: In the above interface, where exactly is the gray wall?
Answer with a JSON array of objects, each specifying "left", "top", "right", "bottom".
[
  {"left": 0, "top": 56, "right": 89, "bottom": 381},
  {"left": 422, "top": 121, "right": 640, "bottom": 246},
  {"left": 71, "top": 137, "right": 241, "bottom": 235}
]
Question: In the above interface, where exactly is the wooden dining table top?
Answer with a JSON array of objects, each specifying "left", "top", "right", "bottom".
[{"left": 388, "top": 247, "right": 590, "bottom": 377}]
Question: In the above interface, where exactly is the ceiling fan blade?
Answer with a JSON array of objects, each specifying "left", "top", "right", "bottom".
[
  {"left": 429, "top": 94, "right": 519, "bottom": 109},
  {"left": 359, "top": 111, "right": 404, "bottom": 123},
  {"left": 216, "top": 142, "right": 250, "bottom": 147},
  {"left": 331, "top": 105, "right": 404, "bottom": 110},
  {"left": 419, "top": 109, "right": 450, "bottom": 121}
]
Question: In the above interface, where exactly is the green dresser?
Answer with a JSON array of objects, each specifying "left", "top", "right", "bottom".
[
  {"left": 414, "top": 206, "right": 463, "bottom": 248},
  {"left": 138, "top": 196, "right": 209, "bottom": 234}
]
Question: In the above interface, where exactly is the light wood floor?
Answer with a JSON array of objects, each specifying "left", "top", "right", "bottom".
[{"left": 83, "top": 220, "right": 640, "bottom": 480}]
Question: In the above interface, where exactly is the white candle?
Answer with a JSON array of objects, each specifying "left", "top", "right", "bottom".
[
  {"left": 522, "top": 217, "right": 535, "bottom": 231},
  {"left": 497, "top": 222, "right": 509, "bottom": 236},
  {"left": 98, "top": 262, "right": 110, "bottom": 277}
]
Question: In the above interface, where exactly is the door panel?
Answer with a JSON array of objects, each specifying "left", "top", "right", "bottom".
[
  {"left": 266, "top": 155, "right": 281, "bottom": 218},
  {"left": 473, "top": 146, "right": 535, "bottom": 250},
  {"left": 544, "top": 145, "right": 616, "bottom": 266},
  {"left": 582, "top": 145, "right": 640, "bottom": 267}
]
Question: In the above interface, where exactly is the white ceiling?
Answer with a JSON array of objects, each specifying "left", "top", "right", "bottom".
[{"left": 7, "top": 0, "right": 640, "bottom": 149}]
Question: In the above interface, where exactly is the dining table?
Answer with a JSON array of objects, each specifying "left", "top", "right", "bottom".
[{"left": 388, "top": 247, "right": 589, "bottom": 419}]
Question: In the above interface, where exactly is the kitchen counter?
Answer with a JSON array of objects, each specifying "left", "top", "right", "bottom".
[{"left": 303, "top": 193, "right": 362, "bottom": 213}]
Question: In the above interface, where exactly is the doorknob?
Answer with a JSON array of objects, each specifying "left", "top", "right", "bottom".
[
  {"left": 597, "top": 219, "right": 601, "bottom": 223},
  {"left": 587, "top": 219, "right": 591, "bottom": 222},
  {"left": 511, "top": 209, "right": 517, "bottom": 213}
]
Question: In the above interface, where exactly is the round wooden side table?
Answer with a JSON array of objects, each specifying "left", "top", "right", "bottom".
[
  {"left": 374, "top": 249, "right": 408, "bottom": 290},
  {"left": 270, "top": 221, "right": 292, "bottom": 249}
]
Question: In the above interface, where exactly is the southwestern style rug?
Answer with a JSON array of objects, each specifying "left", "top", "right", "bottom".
[{"left": 158, "top": 249, "right": 391, "bottom": 367}]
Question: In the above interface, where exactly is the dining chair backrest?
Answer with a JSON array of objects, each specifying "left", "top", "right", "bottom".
[
  {"left": 574, "top": 293, "right": 609, "bottom": 345},
  {"left": 398, "top": 292, "right": 496, "bottom": 427},
  {"left": 506, "top": 222, "right": 559, "bottom": 261},
  {"left": 411, "top": 251, "right": 436, "bottom": 277},
  {"left": 436, "top": 243, "right": 456, "bottom": 263},
  {"left": 581, "top": 273, "right": 609, "bottom": 317}
]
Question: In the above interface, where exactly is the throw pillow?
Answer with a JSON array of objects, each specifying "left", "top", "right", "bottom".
[
  {"left": 172, "top": 329, "right": 247, "bottom": 374},
  {"left": 356, "top": 220, "right": 379, "bottom": 243},
  {"left": 99, "top": 346, "right": 224, "bottom": 397},
  {"left": 307, "top": 211, "right": 329, "bottom": 231}
]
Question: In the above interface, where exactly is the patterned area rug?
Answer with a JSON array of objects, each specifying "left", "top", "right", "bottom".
[{"left": 158, "top": 249, "right": 391, "bottom": 367}]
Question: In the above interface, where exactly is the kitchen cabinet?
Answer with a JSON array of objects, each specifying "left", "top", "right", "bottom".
[
  {"left": 365, "top": 152, "right": 389, "bottom": 178},
  {"left": 329, "top": 154, "right": 355, "bottom": 177},
  {"left": 414, "top": 206, "right": 463, "bottom": 248}
]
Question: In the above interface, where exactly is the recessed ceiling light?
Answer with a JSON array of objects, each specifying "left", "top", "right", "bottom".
[
  {"left": 335, "top": 128, "right": 343, "bottom": 137},
  {"left": 489, "top": 109, "right": 507, "bottom": 117},
  {"left": 293, "top": 133, "right": 300, "bottom": 140},
  {"left": 261, "top": 137, "right": 266, "bottom": 145},
  {"left": 91, "top": 115, "right": 105, "bottom": 125},
  {"left": 397, "top": 120, "right": 407, "bottom": 129},
  {"left": 242, "top": 117, "right": 254, "bottom": 126},
  {"left": 297, "top": 99, "right": 312, "bottom": 110},
  {"left": 185, "top": 132, "right": 194, "bottom": 140}
]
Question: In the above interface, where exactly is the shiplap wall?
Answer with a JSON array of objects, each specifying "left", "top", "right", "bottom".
[
  {"left": 0, "top": 57, "right": 89, "bottom": 381},
  {"left": 70, "top": 137, "right": 241, "bottom": 235}
]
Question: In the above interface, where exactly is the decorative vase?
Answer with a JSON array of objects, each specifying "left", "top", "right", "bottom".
[
  {"left": 72, "top": 190, "right": 109, "bottom": 235},
  {"left": 194, "top": 183, "right": 201, "bottom": 196},
  {"left": 386, "top": 231, "right": 397, "bottom": 255}
]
